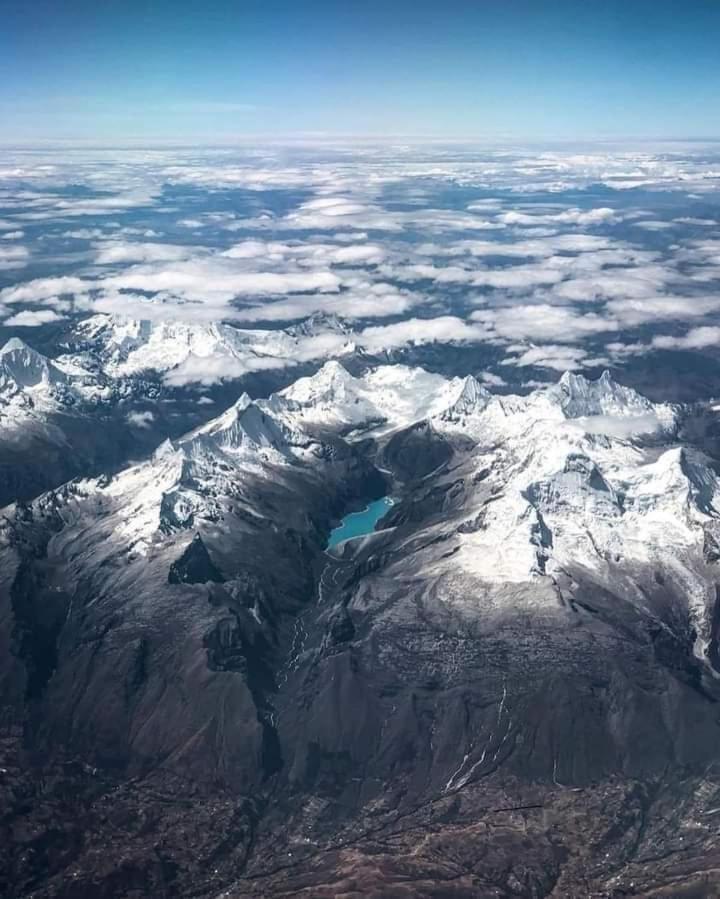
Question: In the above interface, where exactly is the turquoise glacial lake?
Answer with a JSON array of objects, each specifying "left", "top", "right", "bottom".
[{"left": 327, "top": 497, "right": 394, "bottom": 549}]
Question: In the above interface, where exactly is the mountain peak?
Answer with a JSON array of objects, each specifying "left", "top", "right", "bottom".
[
  {"left": 448, "top": 375, "right": 491, "bottom": 417},
  {"left": 317, "top": 359, "right": 352, "bottom": 378},
  {"left": 153, "top": 438, "right": 179, "bottom": 462},
  {"left": 0, "top": 336, "right": 33, "bottom": 356},
  {"left": 288, "top": 312, "right": 350, "bottom": 338},
  {"left": 231, "top": 392, "right": 253, "bottom": 413},
  {"left": 183, "top": 393, "right": 305, "bottom": 457},
  {"left": 282, "top": 360, "right": 357, "bottom": 406},
  {"left": 0, "top": 337, "right": 64, "bottom": 390},
  {"left": 553, "top": 369, "right": 655, "bottom": 420}
]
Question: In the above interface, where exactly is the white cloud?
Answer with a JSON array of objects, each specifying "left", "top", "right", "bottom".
[
  {"left": 674, "top": 217, "right": 717, "bottom": 226},
  {"left": 632, "top": 220, "right": 674, "bottom": 231},
  {"left": 164, "top": 353, "right": 286, "bottom": 386},
  {"left": 605, "top": 295, "right": 720, "bottom": 327},
  {"left": 95, "top": 242, "right": 201, "bottom": 264},
  {"left": 3, "top": 309, "right": 64, "bottom": 326},
  {"left": 126, "top": 410, "right": 155, "bottom": 428},
  {"left": 570, "top": 413, "right": 663, "bottom": 437},
  {"left": 471, "top": 304, "right": 618, "bottom": 343},
  {"left": 651, "top": 327, "right": 720, "bottom": 350},
  {"left": 0, "top": 245, "right": 29, "bottom": 270},
  {"left": 358, "top": 316, "right": 490, "bottom": 353},
  {"left": 0, "top": 276, "right": 89, "bottom": 306},
  {"left": 553, "top": 264, "right": 673, "bottom": 302},
  {"left": 415, "top": 233, "right": 615, "bottom": 260},
  {"left": 221, "top": 239, "right": 385, "bottom": 266},
  {"left": 103, "top": 261, "right": 341, "bottom": 302},
  {"left": 478, "top": 371, "right": 507, "bottom": 387},
  {"left": 235, "top": 282, "right": 419, "bottom": 323},
  {"left": 392, "top": 259, "right": 566, "bottom": 289},
  {"left": 501, "top": 344, "right": 593, "bottom": 371},
  {"left": 497, "top": 207, "right": 619, "bottom": 227}
]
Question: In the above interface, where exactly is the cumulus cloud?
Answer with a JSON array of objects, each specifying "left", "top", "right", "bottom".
[
  {"left": 501, "top": 344, "right": 594, "bottom": 371},
  {"left": 471, "top": 304, "right": 618, "bottom": 343},
  {"left": 3, "top": 309, "right": 64, "bottom": 326},
  {"left": 497, "top": 207, "right": 619, "bottom": 227},
  {"left": 0, "top": 276, "right": 89, "bottom": 306},
  {"left": 391, "top": 259, "right": 567, "bottom": 289},
  {"left": 94, "top": 242, "right": 201, "bottom": 264},
  {"left": 674, "top": 217, "right": 717, "bottom": 226},
  {"left": 164, "top": 353, "right": 288, "bottom": 386},
  {"left": 234, "top": 282, "right": 418, "bottom": 323},
  {"left": 570, "top": 413, "right": 663, "bottom": 437},
  {"left": 357, "top": 316, "right": 490, "bottom": 353},
  {"left": 632, "top": 220, "right": 674, "bottom": 231},
  {"left": 415, "top": 233, "right": 616, "bottom": 260},
  {"left": 1, "top": 143, "right": 720, "bottom": 381},
  {"left": 552, "top": 265, "right": 673, "bottom": 302},
  {"left": 163, "top": 165, "right": 326, "bottom": 191},
  {"left": 126, "top": 410, "right": 155, "bottom": 428},
  {"left": 478, "top": 371, "right": 508, "bottom": 387},
  {"left": 651, "top": 327, "right": 720, "bottom": 350},
  {"left": 221, "top": 239, "right": 385, "bottom": 266},
  {"left": 103, "top": 261, "right": 341, "bottom": 302},
  {"left": 605, "top": 295, "right": 720, "bottom": 327},
  {"left": 0, "top": 245, "right": 29, "bottom": 270}
]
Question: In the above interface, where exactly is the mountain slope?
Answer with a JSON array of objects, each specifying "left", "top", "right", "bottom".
[{"left": 3, "top": 364, "right": 720, "bottom": 897}]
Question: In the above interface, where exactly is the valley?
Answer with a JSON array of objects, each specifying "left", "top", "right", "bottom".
[{"left": 4, "top": 355, "right": 720, "bottom": 895}]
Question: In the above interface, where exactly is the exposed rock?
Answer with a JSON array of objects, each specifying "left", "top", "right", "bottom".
[{"left": 168, "top": 534, "right": 224, "bottom": 584}]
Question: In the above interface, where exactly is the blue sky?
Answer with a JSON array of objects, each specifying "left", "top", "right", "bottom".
[{"left": 1, "top": 0, "right": 719, "bottom": 142}]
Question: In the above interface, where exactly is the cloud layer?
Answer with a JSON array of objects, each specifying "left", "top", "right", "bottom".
[{"left": 0, "top": 143, "right": 719, "bottom": 384}]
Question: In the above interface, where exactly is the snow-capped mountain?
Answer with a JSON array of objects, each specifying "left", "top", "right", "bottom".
[
  {"left": 271, "top": 359, "right": 481, "bottom": 433},
  {"left": 0, "top": 337, "right": 69, "bottom": 419},
  {"left": 63, "top": 312, "right": 356, "bottom": 382},
  {"left": 0, "top": 337, "right": 65, "bottom": 392},
  {"left": 0, "top": 334, "right": 168, "bottom": 506},
  {"left": 285, "top": 310, "right": 351, "bottom": 339},
  {"left": 439, "top": 373, "right": 492, "bottom": 420},
  {"left": 59, "top": 391, "right": 327, "bottom": 557},
  {"left": 4, "top": 358, "right": 720, "bottom": 897},
  {"left": 424, "top": 367, "right": 696, "bottom": 596},
  {"left": 0, "top": 333, "right": 160, "bottom": 416},
  {"left": 262, "top": 360, "right": 720, "bottom": 660}
]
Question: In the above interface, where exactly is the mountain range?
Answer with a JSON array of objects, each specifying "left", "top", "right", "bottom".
[{"left": 4, "top": 345, "right": 720, "bottom": 896}]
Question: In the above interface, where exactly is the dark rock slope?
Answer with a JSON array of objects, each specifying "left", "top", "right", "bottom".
[{"left": 2, "top": 401, "right": 720, "bottom": 897}]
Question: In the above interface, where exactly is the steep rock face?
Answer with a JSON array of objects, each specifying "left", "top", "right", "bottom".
[
  {"left": 553, "top": 368, "right": 663, "bottom": 418},
  {"left": 0, "top": 337, "right": 71, "bottom": 422},
  {"left": 249, "top": 392, "right": 720, "bottom": 894},
  {"left": 381, "top": 420, "right": 454, "bottom": 482},
  {"left": 0, "top": 336, "right": 169, "bottom": 506},
  {"left": 439, "top": 374, "right": 491, "bottom": 420},
  {"left": 168, "top": 534, "right": 224, "bottom": 584},
  {"left": 0, "top": 388, "right": 383, "bottom": 791},
  {"left": 0, "top": 337, "right": 66, "bottom": 393}
]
